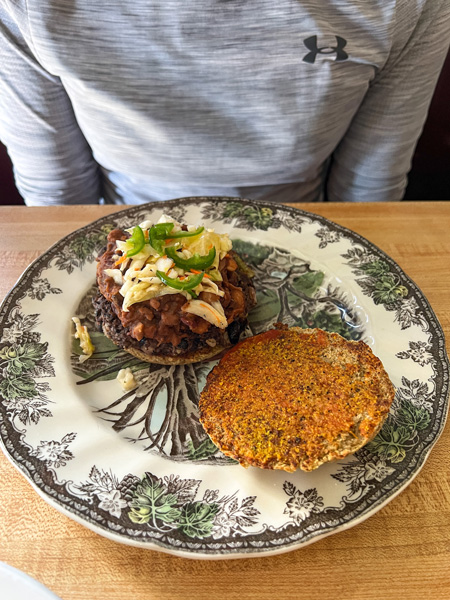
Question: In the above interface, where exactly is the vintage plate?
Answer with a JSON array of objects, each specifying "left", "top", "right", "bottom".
[{"left": 0, "top": 197, "right": 448, "bottom": 559}]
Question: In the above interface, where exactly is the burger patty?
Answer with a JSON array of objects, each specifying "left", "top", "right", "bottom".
[
  {"left": 93, "top": 291, "right": 249, "bottom": 357},
  {"left": 94, "top": 228, "right": 256, "bottom": 358},
  {"left": 199, "top": 326, "right": 395, "bottom": 472}
]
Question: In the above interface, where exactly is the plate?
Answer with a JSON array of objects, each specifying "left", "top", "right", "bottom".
[
  {"left": 0, "top": 197, "right": 448, "bottom": 559},
  {"left": 0, "top": 562, "right": 61, "bottom": 600}
]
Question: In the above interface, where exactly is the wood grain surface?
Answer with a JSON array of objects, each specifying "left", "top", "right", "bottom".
[{"left": 0, "top": 202, "right": 449, "bottom": 600}]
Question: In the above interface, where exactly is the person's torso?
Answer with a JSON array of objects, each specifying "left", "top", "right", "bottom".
[{"left": 27, "top": 0, "right": 396, "bottom": 201}]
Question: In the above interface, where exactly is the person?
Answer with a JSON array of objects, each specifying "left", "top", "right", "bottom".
[{"left": 1, "top": 1, "right": 449, "bottom": 206}]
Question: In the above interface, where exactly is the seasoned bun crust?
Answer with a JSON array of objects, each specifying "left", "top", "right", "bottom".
[{"left": 199, "top": 327, "right": 395, "bottom": 472}]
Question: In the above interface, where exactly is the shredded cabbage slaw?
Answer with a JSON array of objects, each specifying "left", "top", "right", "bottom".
[{"left": 105, "top": 214, "right": 233, "bottom": 329}]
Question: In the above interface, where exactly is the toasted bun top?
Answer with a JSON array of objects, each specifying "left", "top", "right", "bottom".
[{"left": 199, "top": 327, "right": 395, "bottom": 472}]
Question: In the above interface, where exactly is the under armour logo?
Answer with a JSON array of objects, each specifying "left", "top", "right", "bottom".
[{"left": 302, "top": 35, "right": 348, "bottom": 64}]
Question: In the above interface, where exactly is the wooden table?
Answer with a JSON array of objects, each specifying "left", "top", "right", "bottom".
[{"left": 0, "top": 202, "right": 449, "bottom": 600}]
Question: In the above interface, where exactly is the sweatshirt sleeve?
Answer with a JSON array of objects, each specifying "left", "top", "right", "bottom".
[
  {"left": 326, "top": 0, "right": 450, "bottom": 203},
  {"left": 0, "top": 3, "right": 101, "bottom": 206}
]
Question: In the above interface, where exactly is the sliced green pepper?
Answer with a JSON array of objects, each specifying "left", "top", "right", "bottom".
[
  {"left": 165, "top": 245, "right": 216, "bottom": 271},
  {"left": 149, "top": 222, "right": 174, "bottom": 254},
  {"left": 126, "top": 225, "right": 146, "bottom": 257},
  {"left": 152, "top": 222, "right": 175, "bottom": 237},
  {"left": 148, "top": 223, "right": 204, "bottom": 255},
  {"left": 156, "top": 270, "right": 204, "bottom": 294}
]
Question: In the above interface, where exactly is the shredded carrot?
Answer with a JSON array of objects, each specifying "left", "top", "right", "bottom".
[
  {"left": 190, "top": 268, "right": 210, "bottom": 278},
  {"left": 114, "top": 254, "right": 129, "bottom": 267},
  {"left": 144, "top": 230, "right": 149, "bottom": 241}
]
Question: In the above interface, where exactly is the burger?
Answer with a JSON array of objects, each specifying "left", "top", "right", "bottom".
[{"left": 93, "top": 215, "right": 257, "bottom": 364}]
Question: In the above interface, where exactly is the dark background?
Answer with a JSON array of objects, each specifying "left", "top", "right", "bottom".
[{"left": 1, "top": 50, "right": 449, "bottom": 205}]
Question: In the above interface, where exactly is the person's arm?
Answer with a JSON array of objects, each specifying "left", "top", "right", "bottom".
[
  {"left": 327, "top": 0, "right": 450, "bottom": 202},
  {"left": 0, "top": 4, "right": 101, "bottom": 205}
]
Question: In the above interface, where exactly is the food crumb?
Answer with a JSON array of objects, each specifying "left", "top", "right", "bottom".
[
  {"left": 117, "top": 367, "right": 137, "bottom": 392},
  {"left": 72, "top": 317, "right": 95, "bottom": 363}
]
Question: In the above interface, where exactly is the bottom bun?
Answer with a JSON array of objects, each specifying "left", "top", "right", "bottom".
[{"left": 122, "top": 341, "right": 229, "bottom": 365}]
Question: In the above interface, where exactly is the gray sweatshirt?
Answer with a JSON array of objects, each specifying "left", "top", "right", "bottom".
[{"left": 1, "top": 0, "right": 449, "bottom": 206}]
